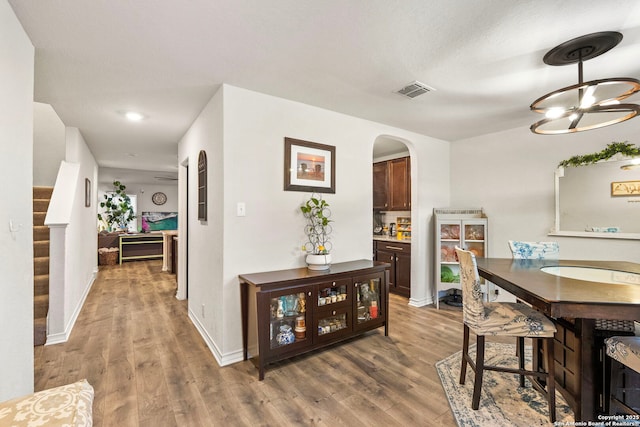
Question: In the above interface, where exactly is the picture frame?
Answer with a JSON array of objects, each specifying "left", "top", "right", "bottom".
[
  {"left": 85, "top": 178, "right": 91, "bottom": 207},
  {"left": 611, "top": 180, "right": 640, "bottom": 197},
  {"left": 284, "top": 137, "right": 335, "bottom": 193}
]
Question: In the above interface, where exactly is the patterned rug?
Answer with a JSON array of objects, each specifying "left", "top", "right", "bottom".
[{"left": 436, "top": 342, "right": 574, "bottom": 426}]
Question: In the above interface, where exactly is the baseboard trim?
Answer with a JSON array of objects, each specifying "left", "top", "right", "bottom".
[
  {"left": 46, "top": 270, "right": 96, "bottom": 346},
  {"left": 188, "top": 309, "right": 244, "bottom": 367},
  {"left": 408, "top": 295, "right": 433, "bottom": 307}
]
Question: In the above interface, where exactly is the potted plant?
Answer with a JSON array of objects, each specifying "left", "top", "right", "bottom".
[
  {"left": 300, "top": 194, "right": 332, "bottom": 270},
  {"left": 98, "top": 180, "right": 136, "bottom": 232}
]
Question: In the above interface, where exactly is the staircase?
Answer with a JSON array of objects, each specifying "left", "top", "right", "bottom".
[{"left": 33, "top": 186, "right": 52, "bottom": 346}]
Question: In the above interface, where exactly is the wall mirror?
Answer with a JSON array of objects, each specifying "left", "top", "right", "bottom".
[{"left": 552, "top": 157, "right": 640, "bottom": 239}]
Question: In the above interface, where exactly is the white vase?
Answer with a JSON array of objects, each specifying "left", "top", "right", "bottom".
[{"left": 306, "top": 253, "right": 332, "bottom": 271}]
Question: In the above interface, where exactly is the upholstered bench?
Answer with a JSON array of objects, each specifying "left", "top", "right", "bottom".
[{"left": 0, "top": 379, "right": 93, "bottom": 426}]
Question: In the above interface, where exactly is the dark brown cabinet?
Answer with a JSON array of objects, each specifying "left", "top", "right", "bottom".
[
  {"left": 373, "top": 157, "right": 410, "bottom": 211},
  {"left": 240, "top": 260, "right": 389, "bottom": 380},
  {"left": 374, "top": 240, "right": 410, "bottom": 297},
  {"left": 372, "top": 161, "right": 389, "bottom": 210}
]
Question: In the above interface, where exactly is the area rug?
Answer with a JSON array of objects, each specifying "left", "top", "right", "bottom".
[{"left": 436, "top": 342, "right": 574, "bottom": 426}]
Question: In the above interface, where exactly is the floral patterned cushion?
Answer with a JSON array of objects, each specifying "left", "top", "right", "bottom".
[
  {"left": 0, "top": 379, "right": 93, "bottom": 427},
  {"left": 508, "top": 240, "right": 560, "bottom": 260},
  {"left": 456, "top": 247, "right": 556, "bottom": 338},
  {"left": 605, "top": 336, "right": 640, "bottom": 374}
]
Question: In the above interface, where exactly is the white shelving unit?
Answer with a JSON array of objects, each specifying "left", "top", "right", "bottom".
[{"left": 434, "top": 208, "right": 488, "bottom": 309}]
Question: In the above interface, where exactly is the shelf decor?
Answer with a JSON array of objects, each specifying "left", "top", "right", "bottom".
[
  {"left": 300, "top": 193, "right": 332, "bottom": 270},
  {"left": 284, "top": 137, "right": 335, "bottom": 193},
  {"left": 558, "top": 141, "right": 640, "bottom": 168}
]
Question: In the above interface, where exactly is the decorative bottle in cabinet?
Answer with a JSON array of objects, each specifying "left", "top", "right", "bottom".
[
  {"left": 269, "top": 291, "right": 309, "bottom": 349},
  {"left": 434, "top": 208, "right": 488, "bottom": 309}
]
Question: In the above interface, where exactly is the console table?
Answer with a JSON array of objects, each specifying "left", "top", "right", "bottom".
[
  {"left": 119, "top": 233, "right": 164, "bottom": 264},
  {"left": 240, "top": 260, "right": 389, "bottom": 380}
]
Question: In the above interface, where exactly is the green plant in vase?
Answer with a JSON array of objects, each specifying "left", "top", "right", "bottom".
[
  {"left": 98, "top": 180, "right": 136, "bottom": 232},
  {"left": 300, "top": 194, "right": 332, "bottom": 270}
]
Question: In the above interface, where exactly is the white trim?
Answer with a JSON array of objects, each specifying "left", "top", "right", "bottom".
[
  {"left": 408, "top": 295, "right": 432, "bottom": 307},
  {"left": 188, "top": 308, "right": 243, "bottom": 367},
  {"left": 45, "top": 271, "right": 96, "bottom": 345}
]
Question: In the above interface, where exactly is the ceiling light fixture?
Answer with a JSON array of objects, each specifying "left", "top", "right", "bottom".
[
  {"left": 530, "top": 31, "right": 640, "bottom": 135},
  {"left": 125, "top": 111, "right": 145, "bottom": 121}
]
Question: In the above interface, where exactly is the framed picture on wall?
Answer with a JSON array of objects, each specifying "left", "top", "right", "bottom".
[
  {"left": 284, "top": 137, "right": 336, "bottom": 193},
  {"left": 85, "top": 178, "right": 91, "bottom": 207},
  {"left": 611, "top": 180, "right": 640, "bottom": 196}
]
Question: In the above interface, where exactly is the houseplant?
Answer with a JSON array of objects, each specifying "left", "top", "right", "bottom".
[
  {"left": 98, "top": 180, "right": 136, "bottom": 232},
  {"left": 300, "top": 194, "right": 333, "bottom": 270}
]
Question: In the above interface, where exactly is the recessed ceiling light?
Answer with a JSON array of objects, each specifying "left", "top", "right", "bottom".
[{"left": 125, "top": 111, "right": 145, "bottom": 121}]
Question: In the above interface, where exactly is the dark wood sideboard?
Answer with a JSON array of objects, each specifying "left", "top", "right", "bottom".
[{"left": 240, "top": 260, "right": 389, "bottom": 380}]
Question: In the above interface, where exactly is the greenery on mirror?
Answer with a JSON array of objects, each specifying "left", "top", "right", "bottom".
[
  {"left": 300, "top": 194, "right": 332, "bottom": 255},
  {"left": 98, "top": 180, "right": 136, "bottom": 231},
  {"left": 558, "top": 141, "right": 640, "bottom": 168}
]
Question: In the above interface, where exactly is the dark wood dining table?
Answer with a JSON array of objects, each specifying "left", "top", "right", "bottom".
[{"left": 475, "top": 257, "right": 640, "bottom": 422}]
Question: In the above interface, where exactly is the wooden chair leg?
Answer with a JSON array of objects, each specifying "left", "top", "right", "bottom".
[
  {"left": 472, "top": 335, "right": 485, "bottom": 410},
  {"left": 460, "top": 324, "right": 470, "bottom": 385},
  {"left": 544, "top": 337, "right": 556, "bottom": 423},
  {"left": 518, "top": 336, "right": 525, "bottom": 387}
]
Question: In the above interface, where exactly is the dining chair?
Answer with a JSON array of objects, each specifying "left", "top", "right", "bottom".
[
  {"left": 604, "top": 336, "right": 640, "bottom": 416},
  {"left": 455, "top": 246, "right": 558, "bottom": 422}
]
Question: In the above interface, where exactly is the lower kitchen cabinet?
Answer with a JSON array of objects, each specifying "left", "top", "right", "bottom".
[
  {"left": 239, "top": 260, "right": 389, "bottom": 380},
  {"left": 374, "top": 240, "right": 410, "bottom": 297}
]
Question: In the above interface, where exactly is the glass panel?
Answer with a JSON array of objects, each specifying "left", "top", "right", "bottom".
[
  {"left": 466, "top": 242, "right": 484, "bottom": 258},
  {"left": 440, "top": 263, "right": 460, "bottom": 284},
  {"left": 440, "top": 241, "right": 457, "bottom": 263},
  {"left": 440, "top": 224, "right": 460, "bottom": 240},
  {"left": 317, "top": 283, "right": 347, "bottom": 306},
  {"left": 270, "top": 292, "right": 307, "bottom": 349},
  {"left": 318, "top": 313, "right": 348, "bottom": 336},
  {"left": 464, "top": 224, "right": 485, "bottom": 241},
  {"left": 355, "top": 278, "right": 381, "bottom": 324}
]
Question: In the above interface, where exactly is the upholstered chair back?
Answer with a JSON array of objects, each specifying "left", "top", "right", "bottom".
[
  {"left": 508, "top": 240, "right": 559, "bottom": 260},
  {"left": 455, "top": 247, "right": 485, "bottom": 327}
]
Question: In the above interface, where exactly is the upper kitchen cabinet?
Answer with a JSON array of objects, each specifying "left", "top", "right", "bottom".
[
  {"left": 373, "top": 161, "right": 389, "bottom": 210},
  {"left": 373, "top": 157, "right": 411, "bottom": 211}
]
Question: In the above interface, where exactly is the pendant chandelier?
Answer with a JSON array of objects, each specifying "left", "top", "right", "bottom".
[{"left": 530, "top": 31, "right": 640, "bottom": 135}]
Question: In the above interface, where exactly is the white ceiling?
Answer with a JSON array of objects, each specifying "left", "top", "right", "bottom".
[{"left": 9, "top": 1, "right": 640, "bottom": 173}]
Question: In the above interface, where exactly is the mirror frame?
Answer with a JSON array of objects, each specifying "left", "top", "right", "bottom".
[{"left": 549, "top": 161, "right": 640, "bottom": 240}]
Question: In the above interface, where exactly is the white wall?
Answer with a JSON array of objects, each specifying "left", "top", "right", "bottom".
[
  {"left": 33, "top": 102, "right": 65, "bottom": 186},
  {"left": 46, "top": 127, "right": 99, "bottom": 344},
  {"left": 0, "top": 0, "right": 34, "bottom": 400},
  {"left": 179, "top": 84, "right": 449, "bottom": 365},
  {"left": 451, "top": 117, "right": 640, "bottom": 262}
]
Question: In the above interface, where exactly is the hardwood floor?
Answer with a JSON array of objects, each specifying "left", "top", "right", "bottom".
[{"left": 34, "top": 260, "right": 466, "bottom": 426}]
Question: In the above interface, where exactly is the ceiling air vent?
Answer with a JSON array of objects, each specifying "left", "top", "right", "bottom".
[{"left": 395, "top": 81, "right": 436, "bottom": 99}]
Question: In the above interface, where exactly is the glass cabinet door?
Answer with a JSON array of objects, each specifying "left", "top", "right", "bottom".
[
  {"left": 462, "top": 221, "right": 487, "bottom": 258},
  {"left": 354, "top": 275, "right": 383, "bottom": 328},
  {"left": 269, "top": 288, "right": 311, "bottom": 351},
  {"left": 317, "top": 279, "right": 350, "bottom": 307},
  {"left": 439, "top": 222, "right": 461, "bottom": 285}
]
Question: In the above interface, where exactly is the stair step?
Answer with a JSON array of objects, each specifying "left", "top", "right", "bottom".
[
  {"left": 34, "top": 294, "right": 48, "bottom": 319},
  {"left": 33, "top": 186, "right": 53, "bottom": 200},
  {"left": 34, "top": 212, "right": 46, "bottom": 226},
  {"left": 34, "top": 317, "right": 46, "bottom": 346},
  {"left": 34, "top": 225, "right": 49, "bottom": 241},
  {"left": 34, "top": 257, "right": 49, "bottom": 276},
  {"left": 34, "top": 240, "right": 49, "bottom": 258},
  {"left": 34, "top": 274, "right": 49, "bottom": 297},
  {"left": 33, "top": 199, "right": 50, "bottom": 213}
]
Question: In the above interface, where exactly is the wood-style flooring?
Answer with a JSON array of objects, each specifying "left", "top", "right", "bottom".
[{"left": 34, "top": 260, "right": 466, "bottom": 426}]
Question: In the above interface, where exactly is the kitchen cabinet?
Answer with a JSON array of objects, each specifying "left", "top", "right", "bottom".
[
  {"left": 240, "top": 260, "right": 388, "bottom": 380},
  {"left": 373, "top": 157, "right": 410, "bottom": 211},
  {"left": 374, "top": 240, "right": 410, "bottom": 297},
  {"left": 434, "top": 208, "right": 488, "bottom": 309},
  {"left": 373, "top": 161, "right": 389, "bottom": 210}
]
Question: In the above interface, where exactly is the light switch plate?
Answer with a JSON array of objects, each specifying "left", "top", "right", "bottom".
[{"left": 237, "top": 202, "right": 246, "bottom": 217}]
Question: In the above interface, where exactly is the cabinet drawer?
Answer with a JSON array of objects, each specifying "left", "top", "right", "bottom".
[
  {"left": 379, "top": 242, "right": 411, "bottom": 254},
  {"left": 315, "top": 307, "right": 352, "bottom": 343},
  {"left": 316, "top": 278, "right": 351, "bottom": 308}
]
